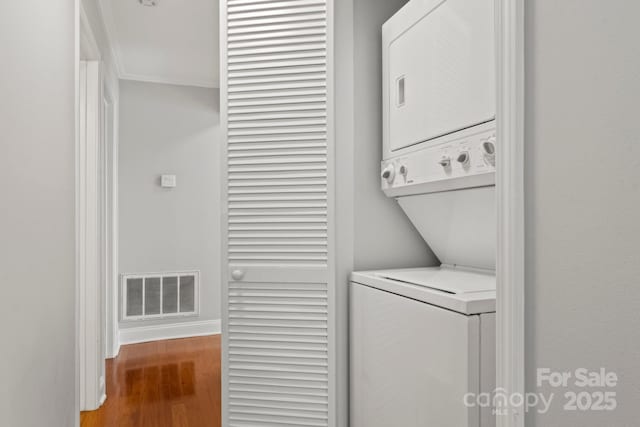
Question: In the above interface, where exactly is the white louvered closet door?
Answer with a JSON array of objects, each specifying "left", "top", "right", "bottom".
[{"left": 221, "top": 1, "right": 334, "bottom": 426}]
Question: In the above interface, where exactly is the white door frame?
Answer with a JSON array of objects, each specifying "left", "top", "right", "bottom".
[
  {"left": 78, "top": 3, "right": 119, "bottom": 411},
  {"left": 495, "top": 0, "right": 525, "bottom": 425},
  {"left": 103, "top": 83, "right": 120, "bottom": 360},
  {"left": 78, "top": 59, "right": 106, "bottom": 411}
]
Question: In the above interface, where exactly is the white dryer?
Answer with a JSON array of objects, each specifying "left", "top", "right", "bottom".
[{"left": 350, "top": 0, "right": 497, "bottom": 425}]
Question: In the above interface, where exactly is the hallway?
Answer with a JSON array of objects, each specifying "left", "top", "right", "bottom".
[{"left": 80, "top": 336, "right": 221, "bottom": 427}]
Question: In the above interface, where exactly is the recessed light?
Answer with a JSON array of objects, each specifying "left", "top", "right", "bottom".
[{"left": 138, "top": 0, "right": 157, "bottom": 6}]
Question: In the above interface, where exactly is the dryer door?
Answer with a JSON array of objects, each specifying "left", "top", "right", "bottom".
[{"left": 383, "top": 0, "right": 495, "bottom": 155}]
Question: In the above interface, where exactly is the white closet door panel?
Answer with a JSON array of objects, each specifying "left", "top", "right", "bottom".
[
  {"left": 222, "top": 0, "right": 333, "bottom": 425},
  {"left": 227, "top": 280, "right": 329, "bottom": 427}
]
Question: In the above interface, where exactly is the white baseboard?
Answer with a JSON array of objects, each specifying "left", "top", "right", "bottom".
[
  {"left": 111, "top": 341, "right": 120, "bottom": 359},
  {"left": 118, "top": 319, "right": 221, "bottom": 346},
  {"left": 107, "top": 331, "right": 121, "bottom": 359}
]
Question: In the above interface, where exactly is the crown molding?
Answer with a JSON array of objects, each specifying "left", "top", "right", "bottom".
[{"left": 97, "top": 0, "right": 218, "bottom": 89}]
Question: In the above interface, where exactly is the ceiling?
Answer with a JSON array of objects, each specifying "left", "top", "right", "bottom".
[{"left": 100, "top": 0, "right": 219, "bottom": 88}]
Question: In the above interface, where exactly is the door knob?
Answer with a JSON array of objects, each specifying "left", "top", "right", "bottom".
[{"left": 231, "top": 269, "right": 245, "bottom": 281}]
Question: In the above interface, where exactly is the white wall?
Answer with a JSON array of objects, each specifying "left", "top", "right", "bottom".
[
  {"left": 118, "top": 80, "right": 221, "bottom": 328},
  {"left": 352, "top": 0, "right": 436, "bottom": 270},
  {"left": 0, "top": 2, "right": 77, "bottom": 426},
  {"left": 525, "top": 1, "right": 640, "bottom": 424}
]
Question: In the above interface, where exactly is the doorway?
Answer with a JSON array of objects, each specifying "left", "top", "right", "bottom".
[{"left": 77, "top": 1, "right": 222, "bottom": 424}]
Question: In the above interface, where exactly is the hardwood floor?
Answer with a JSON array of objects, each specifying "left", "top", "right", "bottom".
[{"left": 80, "top": 335, "right": 221, "bottom": 427}]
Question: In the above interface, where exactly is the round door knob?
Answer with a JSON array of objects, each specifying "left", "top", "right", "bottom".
[
  {"left": 457, "top": 151, "right": 470, "bottom": 165},
  {"left": 381, "top": 164, "right": 395, "bottom": 183},
  {"left": 231, "top": 269, "right": 245, "bottom": 281}
]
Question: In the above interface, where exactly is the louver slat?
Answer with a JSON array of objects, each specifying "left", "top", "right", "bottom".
[{"left": 223, "top": 0, "right": 330, "bottom": 425}]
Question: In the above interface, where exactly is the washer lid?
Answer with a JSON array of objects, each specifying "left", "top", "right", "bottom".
[
  {"left": 379, "top": 267, "right": 495, "bottom": 294},
  {"left": 351, "top": 267, "right": 496, "bottom": 314}
]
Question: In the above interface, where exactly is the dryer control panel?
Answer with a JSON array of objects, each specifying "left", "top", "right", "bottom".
[{"left": 381, "top": 123, "right": 496, "bottom": 197}]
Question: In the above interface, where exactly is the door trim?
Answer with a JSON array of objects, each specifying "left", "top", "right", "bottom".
[
  {"left": 102, "top": 83, "right": 120, "bottom": 360},
  {"left": 78, "top": 2, "right": 114, "bottom": 412},
  {"left": 78, "top": 59, "right": 105, "bottom": 411},
  {"left": 495, "top": 0, "right": 525, "bottom": 425},
  {"left": 218, "top": 2, "right": 229, "bottom": 424}
]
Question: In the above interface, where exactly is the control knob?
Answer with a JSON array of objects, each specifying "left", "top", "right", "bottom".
[
  {"left": 483, "top": 139, "right": 496, "bottom": 155},
  {"left": 438, "top": 156, "right": 451, "bottom": 168},
  {"left": 381, "top": 163, "right": 395, "bottom": 183},
  {"left": 483, "top": 138, "right": 496, "bottom": 166},
  {"left": 457, "top": 151, "right": 470, "bottom": 166}
]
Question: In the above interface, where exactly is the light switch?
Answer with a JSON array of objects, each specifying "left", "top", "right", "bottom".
[{"left": 160, "top": 174, "right": 176, "bottom": 188}]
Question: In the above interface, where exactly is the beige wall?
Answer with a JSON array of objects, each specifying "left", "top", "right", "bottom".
[
  {"left": 0, "top": 2, "right": 77, "bottom": 426},
  {"left": 525, "top": 1, "right": 640, "bottom": 424}
]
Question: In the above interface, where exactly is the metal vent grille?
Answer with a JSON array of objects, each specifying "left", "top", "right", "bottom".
[{"left": 122, "top": 271, "right": 199, "bottom": 321}]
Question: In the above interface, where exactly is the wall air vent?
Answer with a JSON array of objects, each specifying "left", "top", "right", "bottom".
[{"left": 122, "top": 271, "right": 199, "bottom": 321}]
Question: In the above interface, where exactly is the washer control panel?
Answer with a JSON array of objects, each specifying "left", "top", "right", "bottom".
[{"left": 381, "top": 127, "right": 496, "bottom": 196}]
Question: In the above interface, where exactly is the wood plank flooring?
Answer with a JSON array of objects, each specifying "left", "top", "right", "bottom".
[{"left": 80, "top": 335, "right": 221, "bottom": 427}]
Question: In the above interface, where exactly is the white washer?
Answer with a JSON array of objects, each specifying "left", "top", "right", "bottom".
[
  {"left": 350, "top": 0, "right": 497, "bottom": 425},
  {"left": 350, "top": 267, "right": 495, "bottom": 427}
]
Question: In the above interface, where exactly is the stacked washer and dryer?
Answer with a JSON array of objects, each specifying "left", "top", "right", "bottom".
[{"left": 350, "top": 0, "right": 497, "bottom": 426}]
